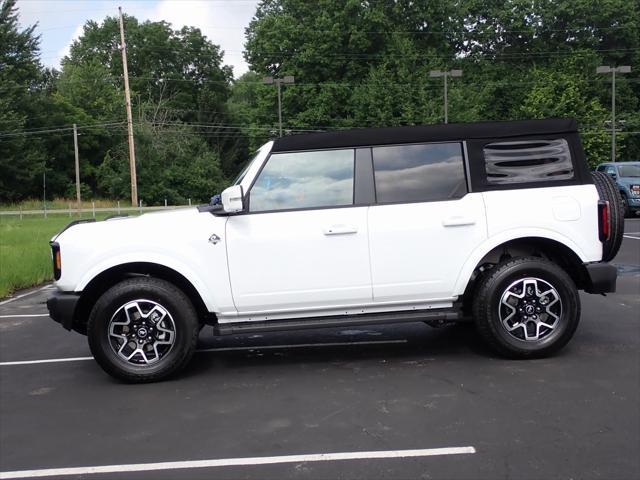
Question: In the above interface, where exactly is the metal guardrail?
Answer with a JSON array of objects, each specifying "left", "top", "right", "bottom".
[{"left": 0, "top": 203, "right": 193, "bottom": 218}]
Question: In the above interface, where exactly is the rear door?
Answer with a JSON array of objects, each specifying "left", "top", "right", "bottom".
[{"left": 367, "top": 142, "right": 487, "bottom": 303}]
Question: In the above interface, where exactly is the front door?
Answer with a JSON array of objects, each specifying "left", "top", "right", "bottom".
[{"left": 226, "top": 148, "right": 372, "bottom": 315}]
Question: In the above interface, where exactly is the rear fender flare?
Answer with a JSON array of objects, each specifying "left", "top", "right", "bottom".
[{"left": 452, "top": 230, "right": 588, "bottom": 297}]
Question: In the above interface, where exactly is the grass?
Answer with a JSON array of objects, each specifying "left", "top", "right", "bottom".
[{"left": 0, "top": 213, "right": 113, "bottom": 298}]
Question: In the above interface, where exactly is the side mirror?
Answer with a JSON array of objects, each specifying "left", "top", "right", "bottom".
[{"left": 221, "top": 185, "right": 245, "bottom": 214}]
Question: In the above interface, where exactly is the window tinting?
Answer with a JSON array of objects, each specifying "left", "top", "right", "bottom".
[
  {"left": 250, "top": 149, "right": 354, "bottom": 212},
  {"left": 372, "top": 143, "right": 466, "bottom": 203},
  {"left": 484, "top": 139, "right": 574, "bottom": 185}
]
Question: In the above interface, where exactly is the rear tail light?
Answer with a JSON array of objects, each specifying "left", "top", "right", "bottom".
[
  {"left": 598, "top": 200, "right": 610, "bottom": 242},
  {"left": 50, "top": 242, "right": 61, "bottom": 280}
]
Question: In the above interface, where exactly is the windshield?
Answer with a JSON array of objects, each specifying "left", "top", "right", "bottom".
[{"left": 618, "top": 164, "right": 640, "bottom": 177}]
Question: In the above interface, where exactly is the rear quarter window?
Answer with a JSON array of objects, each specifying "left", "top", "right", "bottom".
[{"left": 483, "top": 139, "right": 574, "bottom": 185}]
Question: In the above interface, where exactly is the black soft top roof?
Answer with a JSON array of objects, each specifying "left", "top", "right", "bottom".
[{"left": 272, "top": 118, "right": 578, "bottom": 152}]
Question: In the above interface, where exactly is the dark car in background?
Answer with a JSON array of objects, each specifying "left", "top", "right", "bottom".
[{"left": 596, "top": 162, "right": 640, "bottom": 217}]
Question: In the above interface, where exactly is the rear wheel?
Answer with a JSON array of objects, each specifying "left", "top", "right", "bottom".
[
  {"left": 473, "top": 257, "right": 580, "bottom": 358},
  {"left": 87, "top": 277, "right": 199, "bottom": 383}
]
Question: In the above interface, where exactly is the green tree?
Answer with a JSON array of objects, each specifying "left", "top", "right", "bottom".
[
  {"left": 520, "top": 62, "right": 610, "bottom": 167},
  {"left": 97, "top": 120, "right": 226, "bottom": 205},
  {"left": 238, "top": 0, "right": 640, "bottom": 165},
  {"left": 63, "top": 17, "right": 234, "bottom": 140},
  {"left": 61, "top": 14, "right": 242, "bottom": 192},
  {"left": 0, "top": 0, "right": 43, "bottom": 201}
]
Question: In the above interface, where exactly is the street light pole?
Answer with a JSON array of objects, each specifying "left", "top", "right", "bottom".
[
  {"left": 429, "top": 69, "right": 462, "bottom": 124},
  {"left": 73, "top": 123, "right": 81, "bottom": 211},
  {"left": 263, "top": 75, "right": 295, "bottom": 137},
  {"left": 597, "top": 65, "right": 631, "bottom": 162}
]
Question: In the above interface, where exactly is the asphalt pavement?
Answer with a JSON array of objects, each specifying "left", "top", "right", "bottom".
[{"left": 0, "top": 219, "right": 638, "bottom": 480}]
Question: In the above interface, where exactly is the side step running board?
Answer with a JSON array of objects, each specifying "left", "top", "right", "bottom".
[{"left": 214, "top": 308, "right": 462, "bottom": 336}]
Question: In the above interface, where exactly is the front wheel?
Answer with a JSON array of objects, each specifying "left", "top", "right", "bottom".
[
  {"left": 87, "top": 277, "right": 200, "bottom": 383},
  {"left": 472, "top": 257, "right": 580, "bottom": 358}
]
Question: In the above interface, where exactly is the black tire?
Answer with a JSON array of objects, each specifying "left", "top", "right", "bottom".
[
  {"left": 473, "top": 257, "right": 580, "bottom": 358},
  {"left": 591, "top": 171, "right": 624, "bottom": 261},
  {"left": 87, "top": 277, "right": 199, "bottom": 383}
]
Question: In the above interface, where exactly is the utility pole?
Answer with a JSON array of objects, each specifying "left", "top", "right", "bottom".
[
  {"left": 597, "top": 65, "right": 631, "bottom": 162},
  {"left": 42, "top": 168, "right": 46, "bottom": 216},
  {"left": 263, "top": 75, "right": 295, "bottom": 137},
  {"left": 119, "top": 6, "right": 138, "bottom": 206},
  {"left": 429, "top": 69, "right": 463, "bottom": 124},
  {"left": 73, "top": 123, "right": 81, "bottom": 211}
]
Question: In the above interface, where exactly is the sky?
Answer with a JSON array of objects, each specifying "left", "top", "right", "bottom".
[{"left": 16, "top": 0, "right": 260, "bottom": 78}]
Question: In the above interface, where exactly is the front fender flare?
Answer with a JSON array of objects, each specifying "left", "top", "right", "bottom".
[{"left": 75, "top": 253, "right": 218, "bottom": 312}]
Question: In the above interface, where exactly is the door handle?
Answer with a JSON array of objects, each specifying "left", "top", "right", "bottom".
[
  {"left": 323, "top": 225, "right": 358, "bottom": 235},
  {"left": 442, "top": 216, "right": 476, "bottom": 227}
]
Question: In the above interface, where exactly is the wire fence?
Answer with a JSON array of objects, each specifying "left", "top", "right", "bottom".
[{"left": 0, "top": 201, "right": 196, "bottom": 219}]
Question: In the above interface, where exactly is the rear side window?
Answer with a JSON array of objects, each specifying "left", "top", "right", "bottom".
[
  {"left": 484, "top": 139, "right": 574, "bottom": 185},
  {"left": 249, "top": 149, "right": 354, "bottom": 212},
  {"left": 372, "top": 143, "right": 467, "bottom": 203}
]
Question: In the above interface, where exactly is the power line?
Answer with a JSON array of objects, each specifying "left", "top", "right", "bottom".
[
  {"left": 56, "top": 44, "right": 640, "bottom": 58},
  {"left": 4, "top": 71, "right": 633, "bottom": 89},
  {"left": 30, "top": 19, "right": 639, "bottom": 36},
  {"left": 0, "top": 119, "right": 126, "bottom": 132},
  {"left": 0, "top": 122, "right": 126, "bottom": 138}
]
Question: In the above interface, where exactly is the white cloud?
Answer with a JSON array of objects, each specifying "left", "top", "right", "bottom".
[
  {"left": 56, "top": 23, "right": 85, "bottom": 64},
  {"left": 19, "top": 0, "right": 258, "bottom": 77},
  {"left": 17, "top": 0, "right": 120, "bottom": 67},
  {"left": 148, "top": 0, "right": 258, "bottom": 77}
]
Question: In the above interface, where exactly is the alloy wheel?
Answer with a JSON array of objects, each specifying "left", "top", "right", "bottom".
[
  {"left": 107, "top": 299, "right": 176, "bottom": 365},
  {"left": 498, "top": 277, "right": 562, "bottom": 342}
]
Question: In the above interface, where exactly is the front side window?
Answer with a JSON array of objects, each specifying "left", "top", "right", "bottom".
[
  {"left": 249, "top": 149, "right": 354, "bottom": 212},
  {"left": 372, "top": 143, "right": 467, "bottom": 203},
  {"left": 484, "top": 139, "right": 574, "bottom": 185}
]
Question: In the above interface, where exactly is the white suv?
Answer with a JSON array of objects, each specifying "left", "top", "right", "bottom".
[{"left": 47, "top": 118, "right": 622, "bottom": 382}]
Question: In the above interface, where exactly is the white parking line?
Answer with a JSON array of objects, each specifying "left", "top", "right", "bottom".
[
  {"left": 0, "top": 357, "right": 93, "bottom": 366},
  {"left": 0, "top": 314, "right": 49, "bottom": 319},
  {"left": 0, "top": 446, "right": 476, "bottom": 479},
  {"left": 0, "top": 285, "right": 52, "bottom": 307},
  {"left": 623, "top": 235, "right": 640, "bottom": 240},
  {"left": 0, "top": 339, "right": 407, "bottom": 366}
]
